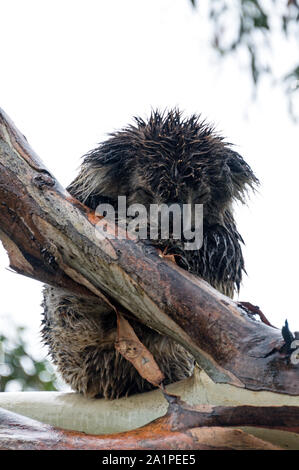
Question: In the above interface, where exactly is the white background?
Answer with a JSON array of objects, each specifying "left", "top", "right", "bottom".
[{"left": 0, "top": 0, "right": 298, "bottom": 365}]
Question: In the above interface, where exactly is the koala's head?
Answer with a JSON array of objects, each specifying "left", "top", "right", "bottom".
[{"left": 69, "top": 109, "right": 258, "bottom": 227}]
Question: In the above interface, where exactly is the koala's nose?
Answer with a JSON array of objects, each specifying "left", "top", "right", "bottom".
[
  {"left": 166, "top": 201, "right": 184, "bottom": 210},
  {"left": 165, "top": 202, "right": 184, "bottom": 230},
  {"left": 166, "top": 202, "right": 184, "bottom": 220}
]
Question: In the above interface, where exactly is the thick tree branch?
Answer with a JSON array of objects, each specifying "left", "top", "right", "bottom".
[
  {"left": 3, "top": 401, "right": 297, "bottom": 450},
  {"left": 0, "top": 107, "right": 298, "bottom": 397}
]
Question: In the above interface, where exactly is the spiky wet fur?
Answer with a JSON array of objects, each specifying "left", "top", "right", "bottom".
[{"left": 41, "top": 109, "right": 258, "bottom": 399}]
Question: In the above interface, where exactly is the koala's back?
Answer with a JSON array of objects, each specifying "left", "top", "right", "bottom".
[{"left": 41, "top": 285, "right": 194, "bottom": 399}]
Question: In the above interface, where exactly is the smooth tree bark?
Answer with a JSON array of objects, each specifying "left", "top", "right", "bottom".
[
  {"left": 0, "top": 107, "right": 298, "bottom": 450},
  {"left": 3, "top": 397, "right": 299, "bottom": 450}
]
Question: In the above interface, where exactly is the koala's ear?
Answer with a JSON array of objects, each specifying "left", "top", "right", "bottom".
[
  {"left": 67, "top": 133, "right": 133, "bottom": 208},
  {"left": 226, "top": 150, "right": 259, "bottom": 202},
  {"left": 67, "top": 160, "right": 106, "bottom": 208}
]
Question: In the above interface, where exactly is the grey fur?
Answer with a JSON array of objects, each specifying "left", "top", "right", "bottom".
[{"left": 41, "top": 109, "right": 258, "bottom": 399}]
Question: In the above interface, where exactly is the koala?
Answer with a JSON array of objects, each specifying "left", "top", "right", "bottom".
[{"left": 41, "top": 110, "right": 258, "bottom": 399}]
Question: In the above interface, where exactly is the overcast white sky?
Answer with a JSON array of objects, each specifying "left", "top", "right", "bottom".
[{"left": 0, "top": 0, "right": 298, "bottom": 362}]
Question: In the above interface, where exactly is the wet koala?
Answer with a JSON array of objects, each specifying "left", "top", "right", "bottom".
[{"left": 42, "top": 110, "right": 258, "bottom": 399}]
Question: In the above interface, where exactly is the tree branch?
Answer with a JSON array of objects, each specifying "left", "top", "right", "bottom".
[
  {"left": 3, "top": 401, "right": 296, "bottom": 450},
  {"left": 0, "top": 107, "right": 298, "bottom": 397}
]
